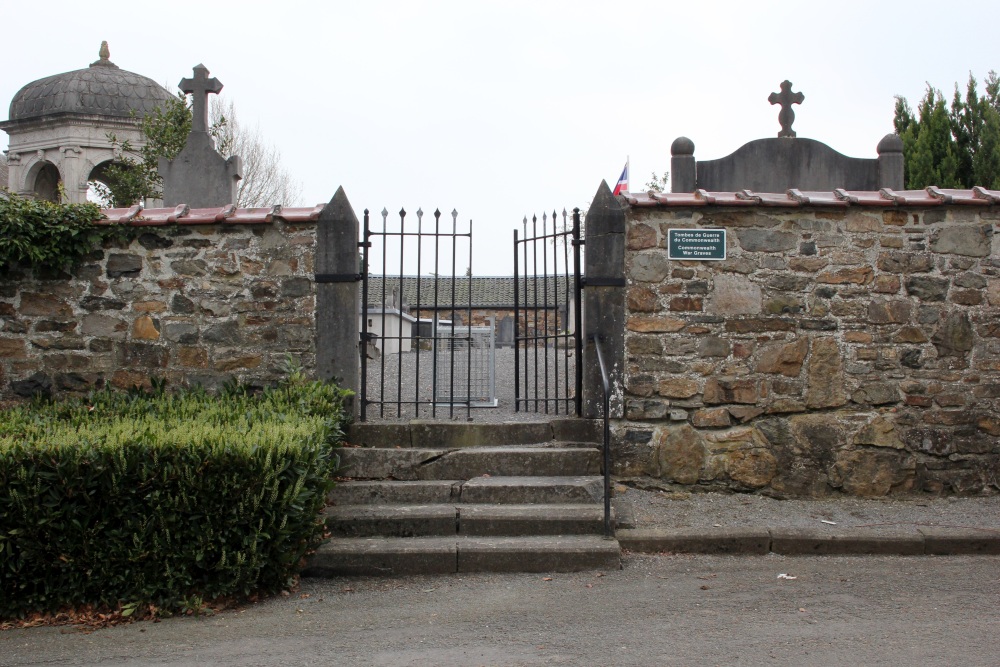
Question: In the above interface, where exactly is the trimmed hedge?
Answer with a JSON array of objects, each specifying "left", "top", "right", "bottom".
[{"left": 0, "top": 379, "right": 351, "bottom": 618}]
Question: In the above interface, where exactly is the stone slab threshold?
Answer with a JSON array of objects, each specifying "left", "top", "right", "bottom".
[
  {"left": 304, "top": 535, "right": 622, "bottom": 576},
  {"left": 617, "top": 527, "right": 1000, "bottom": 556}
]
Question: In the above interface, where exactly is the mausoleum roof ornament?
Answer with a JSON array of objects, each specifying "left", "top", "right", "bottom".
[
  {"left": 768, "top": 80, "right": 804, "bottom": 138},
  {"left": 5, "top": 42, "right": 175, "bottom": 123}
]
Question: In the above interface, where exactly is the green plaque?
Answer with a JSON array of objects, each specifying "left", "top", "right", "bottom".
[{"left": 667, "top": 229, "right": 726, "bottom": 260}]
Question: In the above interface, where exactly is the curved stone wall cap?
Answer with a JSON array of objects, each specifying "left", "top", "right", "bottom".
[
  {"left": 671, "top": 136, "right": 695, "bottom": 155},
  {"left": 8, "top": 44, "right": 174, "bottom": 121},
  {"left": 877, "top": 133, "right": 904, "bottom": 154}
]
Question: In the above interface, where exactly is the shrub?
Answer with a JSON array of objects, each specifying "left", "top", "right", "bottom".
[
  {"left": 0, "top": 192, "right": 135, "bottom": 273},
  {"left": 0, "top": 378, "right": 351, "bottom": 618}
]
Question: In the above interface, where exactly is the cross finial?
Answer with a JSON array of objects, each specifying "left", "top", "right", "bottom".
[
  {"left": 179, "top": 64, "right": 223, "bottom": 133},
  {"left": 768, "top": 80, "right": 804, "bottom": 138}
]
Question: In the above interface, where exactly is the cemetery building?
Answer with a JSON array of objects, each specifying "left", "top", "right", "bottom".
[{"left": 0, "top": 43, "right": 175, "bottom": 203}]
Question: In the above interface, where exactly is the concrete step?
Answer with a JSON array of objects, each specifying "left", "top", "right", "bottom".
[
  {"left": 304, "top": 535, "right": 621, "bottom": 576},
  {"left": 338, "top": 446, "right": 600, "bottom": 480},
  {"left": 326, "top": 503, "right": 614, "bottom": 537}
]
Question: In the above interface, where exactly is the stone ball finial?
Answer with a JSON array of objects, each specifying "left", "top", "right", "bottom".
[
  {"left": 877, "top": 133, "right": 904, "bottom": 154},
  {"left": 90, "top": 41, "right": 117, "bottom": 68},
  {"left": 671, "top": 136, "right": 695, "bottom": 156}
]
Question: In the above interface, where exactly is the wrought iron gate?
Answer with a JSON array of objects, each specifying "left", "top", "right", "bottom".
[
  {"left": 360, "top": 207, "right": 487, "bottom": 421},
  {"left": 513, "top": 208, "right": 583, "bottom": 416}
]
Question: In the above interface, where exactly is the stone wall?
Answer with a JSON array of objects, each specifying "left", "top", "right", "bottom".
[
  {"left": 618, "top": 202, "right": 1000, "bottom": 496},
  {"left": 0, "top": 220, "right": 318, "bottom": 398}
]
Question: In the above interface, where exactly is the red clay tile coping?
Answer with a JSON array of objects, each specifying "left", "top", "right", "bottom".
[
  {"left": 625, "top": 187, "right": 1000, "bottom": 208},
  {"left": 96, "top": 204, "right": 327, "bottom": 226}
]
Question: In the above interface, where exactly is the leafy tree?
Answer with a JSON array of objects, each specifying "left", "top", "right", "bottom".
[
  {"left": 92, "top": 95, "right": 192, "bottom": 207},
  {"left": 92, "top": 95, "right": 302, "bottom": 208},
  {"left": 645, "top": 171, "right": 670, "bottom": 193},
  {"left": 894, "top": 71, "right": 1000, "bottom": 189}
]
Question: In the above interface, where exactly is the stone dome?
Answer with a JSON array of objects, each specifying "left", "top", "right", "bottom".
[{"left": 8, "top": 42, "right": 174, "bottom": 122}]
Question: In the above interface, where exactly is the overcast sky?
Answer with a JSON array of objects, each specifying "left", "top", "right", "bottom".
[{"left": 3, "top": 0, "right": 997, "bottom": 275}]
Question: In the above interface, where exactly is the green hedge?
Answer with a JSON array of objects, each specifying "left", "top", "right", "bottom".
[{"left": 0, "top": 379, "right": 351, "bottom": 618}]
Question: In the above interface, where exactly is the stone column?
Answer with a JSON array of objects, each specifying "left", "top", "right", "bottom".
[
  {"left": 670, "top": 137, "right": 696, "bottom": 193},
  {"left": 877, "top": 133, "right": 905, "bottom": 191},
  {"left": 315, "top": 186, "right": 361, "bottom": 415},
  {"left": 583, "top": 180, "right": 625, "bottom": 418}
]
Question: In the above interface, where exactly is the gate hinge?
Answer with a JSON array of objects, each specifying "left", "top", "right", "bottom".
[{"left": 314, "top": 273, "right": 362, "bottom": 283}]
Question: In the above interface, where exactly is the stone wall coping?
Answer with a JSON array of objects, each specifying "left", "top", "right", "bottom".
[
  {"left": 95, "top": 203, "right": 326, "bottom": 226},
  {"left": 624, "top": 186, "right": 1000, "bottom": 209}
]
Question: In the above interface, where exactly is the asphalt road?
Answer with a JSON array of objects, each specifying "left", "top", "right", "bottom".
[{"left": 3, "top": 553, "right": 998, "bottom": 667}]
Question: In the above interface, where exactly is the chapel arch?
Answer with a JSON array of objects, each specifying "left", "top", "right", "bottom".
[
  {"left": 86, "top": 160, "right": 116, "bottom": 204},
  {"left": 28, "top": 161, "right": 61, "bottom": 202}
]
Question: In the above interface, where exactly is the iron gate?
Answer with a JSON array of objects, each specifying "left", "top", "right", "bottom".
[
  {"left": 513, "top": 208, "right": 583, "bottom": 416},
  {"left": 360, "top": 207, "right": 487, "bottom": 421}
]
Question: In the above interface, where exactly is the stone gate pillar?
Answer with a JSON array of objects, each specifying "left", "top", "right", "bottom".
[
  {"left": 315, "top": 186, "right": 361, "bottom": 415},
  {"left": 583, "top": 180, "right": 626, "bottom": 419}
]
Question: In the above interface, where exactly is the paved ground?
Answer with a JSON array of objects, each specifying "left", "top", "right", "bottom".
[{"left": 3, "top": 552, "right": 999, "bottom": 666}]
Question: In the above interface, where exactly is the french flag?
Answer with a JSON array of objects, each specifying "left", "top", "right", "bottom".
[{"left": 612, "top": 162, "right": 628, "bottom": 196}]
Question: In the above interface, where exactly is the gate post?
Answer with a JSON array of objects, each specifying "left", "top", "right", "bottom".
[
  {"left": 315, "top": 186, "right": 360, "bottom": 415},
  {"left": 583, "top": 180, "right": 625, "bottom": 419}
]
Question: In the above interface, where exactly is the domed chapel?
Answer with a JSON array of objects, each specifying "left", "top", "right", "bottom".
[{"left": 1, "top": 42, "right": 175, "bottom": 203}]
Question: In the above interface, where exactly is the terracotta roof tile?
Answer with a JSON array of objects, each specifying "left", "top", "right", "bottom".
[
  {"left": 623, "top": 187, "right": 998, "bottom": 209},
  {"left": 278, "top": 204, "right": 326, "bottom": 222},
  {"left": 176, "top": 205, "right": 235, "bottom": 224},
  {"left": 97, "top": 204, "right": 327, "bottom": 226},
  {"left": 973, "top": 186, "right": 1000, "bottom": 204}
]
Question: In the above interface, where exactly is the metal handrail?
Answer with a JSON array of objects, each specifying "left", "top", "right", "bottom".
[{"left": 590, "top": 334, "right": 613, "bottom": 538}]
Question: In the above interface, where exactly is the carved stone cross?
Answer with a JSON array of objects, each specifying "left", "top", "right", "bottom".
[
  {"left": 179, "top": 64, "right": 223, "bottom": 133},
  {"left": 768, "top": 80, "right": 804, "bottom": 138}
]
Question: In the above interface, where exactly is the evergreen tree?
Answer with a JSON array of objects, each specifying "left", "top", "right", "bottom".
[{"left": 894, "top": 71, "right": 1000, "bottom": 189}]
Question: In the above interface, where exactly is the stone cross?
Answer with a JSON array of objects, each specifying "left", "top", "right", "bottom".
[
  {"left": 768, "top": 80, "right": 804, "bottom": 138},
  {"left": 179, "top": 64, "right": 223, "bottom": 133}
]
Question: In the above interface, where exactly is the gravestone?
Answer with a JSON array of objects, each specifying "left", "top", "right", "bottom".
[
  {"left": 497, "top": 315, "right": 514, "bottom": 348},
  {"left": 159, "top": 64, "right": 242, "bottom": 207},
  {"left": 670, "top": 80, "right": 903, "bottom": 193}
]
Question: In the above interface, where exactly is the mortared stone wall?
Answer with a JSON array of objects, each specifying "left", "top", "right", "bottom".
[{"left": 618, "top": 199, "right": 1000, "bottom": 496}]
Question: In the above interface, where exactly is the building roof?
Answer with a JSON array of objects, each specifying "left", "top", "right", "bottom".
[
  {"left": 623, "top": 186, "right": 1000, "bottom": 208},
  {"left": 366, "top": 275, "right": 573, "bottom": 310},
  {"left": 5, "top": 43, "right": 175, "bottom": 124}
]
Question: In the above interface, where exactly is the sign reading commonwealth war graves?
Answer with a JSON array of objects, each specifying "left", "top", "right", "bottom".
[{"left": 667, "top": 229, "right": 727, "bottom": 260}]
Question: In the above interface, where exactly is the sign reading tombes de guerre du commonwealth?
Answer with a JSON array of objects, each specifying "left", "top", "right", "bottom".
[{"left": 667, "top": 229, "right": 727, "bottom": 260}]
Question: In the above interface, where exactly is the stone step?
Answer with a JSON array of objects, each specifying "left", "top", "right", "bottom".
[
  {"left": 460, "top": 475, "right": 605, "bottom": 504},
  {"left": 326, "top": 503, "right": 614, "bottom": 537},
  {"left": 330, "top": 480, "right": 462, "bottom": 505},
  {"left": 347, "top": 419, "right": 602, "bottom": 449},
  {"left": 338, "top": 446, "right": 600, "bottom": 480},
  {"left": 331, "top": 477, "right": 606, "bottom": 506},
  {"left": 304, "top": 535, "right": 621, "bottom": 576}
]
